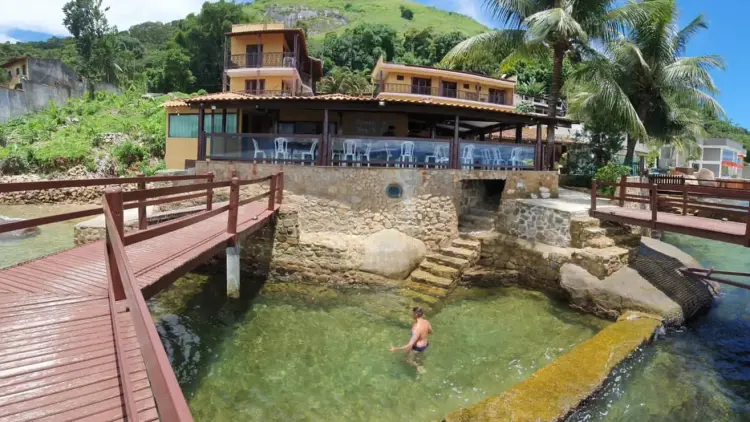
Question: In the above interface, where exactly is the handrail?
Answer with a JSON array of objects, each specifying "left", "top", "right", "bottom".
[
  {"left": 121, "top": 180, "right": 232, "bottom": 203},
  {"left": 0, "top": 207, "right": 102, "bottom": 235},
  {"left": 103, "top": 188, "right": 194, "bottom": 422},
  {"left": 0, "top": 173, "right": 212, "bottom": 193}
]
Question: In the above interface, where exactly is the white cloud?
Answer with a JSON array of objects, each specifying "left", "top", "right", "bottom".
[
  {"left": 0, "top": 33, "right": 19, "bottom": 44},
  {"left": 0, "top": 0, "right": 210, "bottom": 39}
]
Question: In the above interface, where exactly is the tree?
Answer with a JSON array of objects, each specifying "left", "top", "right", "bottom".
[
  {"left": 567, "top": 0, "right": 724, "bottom": 165},
  {"left": 320, "top": 24, "right": 400, "bottom": 71},
  {"left": 146, "top": 43, "right": 196, "bottom": 93},
  {"left": 400, "top": 5, "right": 414, "bottom": 21},
  {"left": 174, "top": 0, "right": 246, "bottom": 92},
  {"left": 63, "top": 0, "right": 119, "bottom": 83},
  {"left": 317, "top": 67, "right": 373, "bottom": 96},
  {"left": 442, "top": 0, "right": 655, "bottom": 170}
]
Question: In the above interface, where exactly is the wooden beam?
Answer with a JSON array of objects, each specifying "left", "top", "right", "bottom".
[
  {"left": 221, "top": 108, "right": 227, "bottom": 132},
  {"left": 535, "top": 123, "right": 542, "bottom": 170},
  {"left": 515, "top": 123, "right": 523, "bottom": 144},
  {"left": 197, "top": 104, "right": 205, "bottom": 160},
  {"left": 321, "top": 108, "right": 329, "bottom": 166},
  {"left": 451, "top": 115, "right": 460, "bottom": 169}
]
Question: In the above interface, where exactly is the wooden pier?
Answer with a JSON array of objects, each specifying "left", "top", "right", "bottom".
[{"left": 0, "top": 173, "right": 282, "bottom": 421}]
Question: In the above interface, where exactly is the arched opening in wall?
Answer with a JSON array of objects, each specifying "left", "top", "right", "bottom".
[{"left": 459, "top": 179, "right": 505, "bottom": 231}]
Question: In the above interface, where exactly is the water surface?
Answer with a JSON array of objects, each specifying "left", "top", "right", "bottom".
[
  {"left": 0, "top": 204, "right": 95, "bottom": 268},
  {"left": 151, "top": 276, "right": 608, "bottom": 421},
  {"left": 568, "top": 233, "right": 750, "bottom": 421}
]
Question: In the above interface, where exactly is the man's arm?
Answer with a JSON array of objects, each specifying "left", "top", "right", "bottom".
[{"left": 390, "top": 332, "right": 418, "bottom": 352}]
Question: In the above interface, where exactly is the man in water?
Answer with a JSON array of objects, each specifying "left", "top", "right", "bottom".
[{"left": 390, "top": 307, "right": 432, "bottom": 371}]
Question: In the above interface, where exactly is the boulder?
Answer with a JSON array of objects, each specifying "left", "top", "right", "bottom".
[
  {"left": 0, "top": 216, "right": 40, "bottom": 240},
  {"left": 696, "top": 168, "right": 716, "bottom": 186},
  {"left": 560, "top": 263, "right": 684, "bottom": 324},
  {"left": 360, "top": 229, "right": 427, "bottom": 279}
]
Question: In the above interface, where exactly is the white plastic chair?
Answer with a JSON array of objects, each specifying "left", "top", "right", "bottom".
[
  {"left": 359, "top": 142, "right": 372, "bottom": 167},
  {"left": 399, "top": 141, "right": 415, "bottom": 167},
  {"left": 481, "top": 149, "right": 493, "bottom": 169},
  {"left": 425, "top": 144, "right": 449, "bottom": 168},
  {"left": 461, "top": 144, "right": 475, "bottom": 169},
  {"left": 384, "top": 143, "right": 394, "bottom": 167},
  {"left": 510, "top": 147, "right": 523, "bottom": 170},
  {"left": 491, "top": 148, "right": 507, "bottom": 169},
  {"left": 299, "top": 139, "right": 318, "bottom": 165},
  {"left": 274, "top": 137, "right": 289, "bottom": 162},
  {"left": 252, "top": 138, "right": 266, "bottom": 161},
  {"left": 342, "top": 139, "right": 359, "bottom": 166}
]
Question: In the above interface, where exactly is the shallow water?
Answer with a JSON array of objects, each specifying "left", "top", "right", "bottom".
[
  {"left": 0, "top": 204, "right": 95, "bottom": 268},
  {"left": 150, "top": 276, "right": 608, "bottom": 421},
  {"left": 568, "top": 233, "right": 750, "bottom": 421}
]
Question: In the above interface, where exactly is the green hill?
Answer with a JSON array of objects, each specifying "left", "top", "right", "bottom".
[{"left": 244, "top": 0, "right": 488, "bottom": 39}]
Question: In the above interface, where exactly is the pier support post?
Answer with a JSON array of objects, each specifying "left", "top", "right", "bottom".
[{"left": 226, "top": 239, "right": 241, "bottom": 299}]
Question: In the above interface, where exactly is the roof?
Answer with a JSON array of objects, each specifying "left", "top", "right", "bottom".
[
  {"left": 162, "top": 99, "right": 189, "bottom": 107},
  {"left": 171, "top": 91, "right": 574, "bottom": 124}
]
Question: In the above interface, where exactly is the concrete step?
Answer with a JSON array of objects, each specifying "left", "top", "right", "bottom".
[
  {"left": 426, "top": 253, "right": 470, "bottom": 270},
  {"left": 440, "top": 246, "right": 476, "bottom": 261},
  {"left": 411, "top": 269, "right": 454, "bottom": 288},
  {"left": 400, "top": 288, "right": 440, "bottom": 306},
  {"left": 406, "top": 281, "right": 450, "bottom": 298},
  {"left": 612, "top": 233, "right": 642, "bottom": 248},
  {"left": 467, "top": 208, "right": 496, "bottom": 218},
  {"left": 419, "top": 260, "right": 459, "bottom": 279},
  {"left": 460, "top": 214, "right": 495, "bottom": 225},
  {"left": 583, "top": 236, "right": 615, "bottom": 249},
  {"left": 572, "top": 246, "right": 630, "bottom": 279},
  {"left": 451, "top": 238, "right": 481, "bottom": 252}
]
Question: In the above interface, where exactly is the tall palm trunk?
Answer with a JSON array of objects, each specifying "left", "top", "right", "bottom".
[
  {"left": 624, "top": 105, "right": 649, "bottom": 166},
  {"left": 546, "top": 42, "right": 565, "bottom": 170}
]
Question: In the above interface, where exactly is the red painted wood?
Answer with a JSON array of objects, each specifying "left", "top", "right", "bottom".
[{"left": 0, "top": 176, "right": 281, "bottom": 421}]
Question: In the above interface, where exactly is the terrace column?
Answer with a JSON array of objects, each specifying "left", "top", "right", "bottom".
[
  {"left": 197, "top": 104, "right": 206, "bottom": 161},
  {"left": 451, "top": 115, "right": 460, "bottom": 169},
  {"left": 535, "top": 123, "right": 543, "bottom": 170},
  {"left": 321, "top": 108, "right": 329, "bottom": 166},
  {"left": 515, "top": 124, "right": 523, "bottom": 144}
]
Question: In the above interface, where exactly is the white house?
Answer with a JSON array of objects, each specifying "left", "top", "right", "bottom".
[{"left": 660, "top": 138, "right": 747, "bottom": 177}]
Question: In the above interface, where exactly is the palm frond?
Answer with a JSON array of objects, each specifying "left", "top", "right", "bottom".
[
  {"left": 441, "top": 30, "right": 526, "bottom": 68},
  {"left": 524, "top": 8, "right": 588, "bottom": 43},
  {"left": 482, "top": 0, "right": 537, "bottom": 28},
  {"left": 675, "top": 14, "right": 708, "bottom": 55}
]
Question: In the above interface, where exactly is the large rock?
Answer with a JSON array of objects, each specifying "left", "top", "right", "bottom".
[
  {"left": 696, "top": 168, "right": 716, "bottom": 186},
  {"left": 561, "top": 263, "right": 684, "bottom": 324},
  {"left": 0, "top": 216, "right": 40, "bottom": 240},
  {"left": 360, "top": 229, "right": 427, "bottom": 279}
]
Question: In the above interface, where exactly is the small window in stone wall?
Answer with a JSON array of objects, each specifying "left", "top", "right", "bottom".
[
  {"left": 386, "top": 183, "right": 403, "bottom": 199},
  {"left": 397, "top": 75, "right": 405, "bottom": 81}
]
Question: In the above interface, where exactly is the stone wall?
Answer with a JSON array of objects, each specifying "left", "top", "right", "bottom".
[
  {"left": 196, "top": 162, "right": 559, "bottom": 250},
  {"left": 496, "top": 200, "right": 576, "bottom": 247}
]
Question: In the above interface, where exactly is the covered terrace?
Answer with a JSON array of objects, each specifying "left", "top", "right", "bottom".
[{"left": 183, "top": 92, "right": 572, "bottom": 171}]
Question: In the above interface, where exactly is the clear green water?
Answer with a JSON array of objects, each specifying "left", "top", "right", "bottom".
[
  {"left": 0, "top": 204, "right": 95, "bottom": 268},
  {"left": 150, "top": 276, "right": 608, "bottom": 421},
  {"left": 568, "top": 233, "right": 750, "bottom": 422}
]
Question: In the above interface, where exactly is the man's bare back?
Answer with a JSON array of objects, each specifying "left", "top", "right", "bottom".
[{"left": 390, "top": 307, "right": 432, "bottom": 353}]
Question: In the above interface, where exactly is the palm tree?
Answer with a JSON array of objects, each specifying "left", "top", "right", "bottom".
[
  {"left": 317, "top": 67, "right": 374, "bottom": 96},
  {"left": 443, "top": 0, "right": 656, "bottom": 170},
  {"left": 567, "top": 0, "right": 724, "bottom": 165}
]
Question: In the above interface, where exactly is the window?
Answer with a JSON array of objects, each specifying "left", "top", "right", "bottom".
[
  {"left": 722, "top": 149, "right": 737, "bottom": 163},
  {"left": 396, "top": 75, "right": 404, "bottom": 81},
  {"left": 15, "top": 68, "right": 20, "bottom": 75},
  {"left": 168, "top": 114, "right": 238, "bottom": 138},
  {"left": 441, "top": 81, "right": 457, "bottom": 98},
  {"left": 6, "top": 71, "right": 10, "bottom": 78},
  {"left": 245, "top": 79, "right": 266, "bottom": 94},
  {"left": 21, "top": 65, "right": 26, "bottom": 76},
  {"left": 411, "top": 77, "right": 431, "bottom": 95},
  {"left": 277, "top": 121, "right": 337, "bottom": 135},
  {"left": 489, "top": 88, "right": 506, "bottom": 105},
  {"left": 463, "top": 84, "right": 470, "bottom": 89}
]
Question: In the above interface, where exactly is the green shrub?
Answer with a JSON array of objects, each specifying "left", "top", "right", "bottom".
[
  {"left": 114, "top": 140, "right": 149, "bottom": 168},
  {"left": 594, "top": 163, "right": 631, "bottom": 196},
  {"left": 0, "top": 145, "right": 32, "bottom": 174},
  {"left": 140, "top": 160, "right": 166, "bottom": 176}
]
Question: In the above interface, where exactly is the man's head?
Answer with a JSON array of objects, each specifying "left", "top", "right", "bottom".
[{"left": 412, "top": 307, "right": 424, "bottom": 320}]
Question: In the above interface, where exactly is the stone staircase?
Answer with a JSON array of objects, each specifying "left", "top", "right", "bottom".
[
  {"left": 570, "top": 217, "right": 642, "bottom": 279},
  {"left": 458, "top": 208, "right": 496, "bottom": 232},
  {"left": 401, "top": 237, "right": 482, "bottom": 307}
]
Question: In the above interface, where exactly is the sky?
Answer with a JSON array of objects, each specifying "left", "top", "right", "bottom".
[{"left": 0, "top": 0, "right": 747, "bottom": 128}]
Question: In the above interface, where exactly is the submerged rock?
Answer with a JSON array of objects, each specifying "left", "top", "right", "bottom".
[
  {"left": 560, "top": 263, "right": 684, "bottom": 324},
  {"left": 359, "top": 229, "right": 426, "bottom": 279},
  {"left": 0, "top": 216, "right": 40, "bottom": 240}
]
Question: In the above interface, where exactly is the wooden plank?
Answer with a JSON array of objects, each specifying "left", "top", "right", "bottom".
[
  {"left": 123, "top": 204, "right": 230, "bottom": 246},
  {"left": 0, "top": 174, "right": 211, "bottom": 193},
  {"left": 0, "top": 208, "right": 102, "bottom": 235},
  {"left": 121, "top": 181, "right": 231, "bottom": 203}
]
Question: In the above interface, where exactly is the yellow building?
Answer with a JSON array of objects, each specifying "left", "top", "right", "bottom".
[
  {"left": 164, "top": 23, "right": 569, "bottom": 170},
  {"left": 372, "top": 58, "right": 517, "bottom": 111},
  {"left": 1, "top": 57, "right": 28, "bottom": 89}
]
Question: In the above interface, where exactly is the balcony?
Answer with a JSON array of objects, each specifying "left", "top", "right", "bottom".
[
  {"left": 228, "top": 52, "right": 297, "bottom": 69},
  {"left": 377, "top": 83, "right": 510, "bottom": 106},
  {"left": 235, "top": 88, "right": 301, "bottom": 97},
  {"left": 515, "top": 94, "right": 567, "bottom": 117}
]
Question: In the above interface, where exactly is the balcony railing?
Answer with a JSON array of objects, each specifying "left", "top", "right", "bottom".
[
  {"left": 235, "top": 88, "right": 301, "bottom": 97},
  {"left": 330, "top": 136, "right": 451, "bottom": 168},
  {"left": 204, "top": 132, "right": 539, "bottom": 170},
  {"left": 459, "top": 142, "right": 536, "bottom": 170},
  {"left": 209, "top": 133, "right": 321, "bottom": 165},
  {"left": 379, "top": 83, "right": 509, "bottom": 106},
  {"left": 228, "top": 52, "right": 297, "bottom": 69}
]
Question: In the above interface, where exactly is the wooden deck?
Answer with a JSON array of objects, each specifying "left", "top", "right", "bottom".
[
  {"left": 0, "top": 200, "right": 277, "bottom": 421},
  {"left": 591, "top": 207, "right": 747, "bottom": 245}
]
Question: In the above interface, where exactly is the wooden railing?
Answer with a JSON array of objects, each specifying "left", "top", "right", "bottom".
[
  {"left": 0, "top": 173, "right": 214, "bottom": 235},
  {"left": 648, "top": 174, "right": 750, "bottom": 190},
  {"left": 378, "top": 83, "right": 510, "bottom": 105},
  {"left": 101, "top": 172, "right": 283, "bottom": 421},
  {"left": 591, "top": 176, "right": 750, "bottom": 246},
  {"left": 228, "top": 52, "right": 296, "bottom": 69}
]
